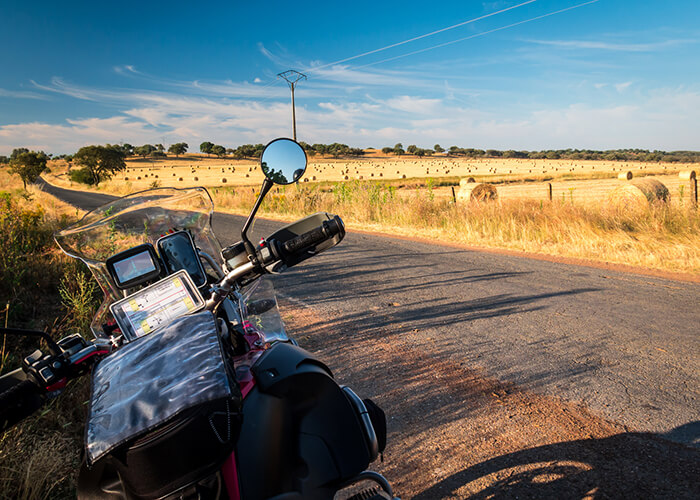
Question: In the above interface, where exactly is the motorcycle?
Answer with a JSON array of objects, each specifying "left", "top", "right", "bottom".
[{"left": 0, "top": 138, "right": 397, "bottom": 500}]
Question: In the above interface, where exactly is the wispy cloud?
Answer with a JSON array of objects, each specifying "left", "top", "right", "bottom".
[
  {"left": 615, "top": 81, "right": 633, "bottom": 92},
  {"left": 2, "top": 86, "right": 698, "bottom": 154},
  {"left": 526, "top": 38, "right": 691, "bottom": 52},
  {"left": 0, "top": 88, "right": 49, "bottom": 100}
]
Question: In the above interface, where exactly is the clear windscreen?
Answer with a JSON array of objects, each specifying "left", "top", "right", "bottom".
[
  {"left": 240, "top": 278, "right": 289, "bottom": 345},
  {"left": 55, "top": 188, "right": 222, "bottom": 339}
]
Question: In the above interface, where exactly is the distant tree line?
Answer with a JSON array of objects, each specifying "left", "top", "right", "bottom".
[{"left": 380, "top": 145, "right": 700, "bottom": 163}]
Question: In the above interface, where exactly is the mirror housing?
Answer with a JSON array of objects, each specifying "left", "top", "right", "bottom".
[
  {"left": 240, "top": 138, "right": 308, "bottom": 264},
  {"left": 260, "top": 138, "right": 307, "bottom": 185}
]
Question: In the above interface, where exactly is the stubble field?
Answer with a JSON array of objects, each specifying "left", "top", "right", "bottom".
[{"left": 41, "top": 153, "right": 700, "bottom": 276}]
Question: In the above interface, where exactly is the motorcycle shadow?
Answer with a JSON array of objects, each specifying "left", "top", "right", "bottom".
[{"left": 413, "top": 422, "right": 700, "bottom": 499}]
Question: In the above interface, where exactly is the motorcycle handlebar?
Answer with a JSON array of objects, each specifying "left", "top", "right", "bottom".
[
  {"left": 279, "top": 216, "right": 345, "bottom": 257},
  {"left": 0, "top": 372, "right": 44, "bottom": 433}
]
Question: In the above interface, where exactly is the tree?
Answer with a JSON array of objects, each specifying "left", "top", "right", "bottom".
[
  {"left": 134, "top": 144, "right": 156, "bottom": 158},
  {"left": 168, "top": 142, "right": 188, "bottom": 157},
  {"left": 9, "top": 150, "right": 48, "bottom": 189},
  {"left": 393, "top": 143, "right": 404, "bottom": 156},
  {"left": 434, "top": 144, "right": 444, "bottom": 153},
  {"left": 73, "top": 145, "right": 126, "bottom": 186},
  {"left": 155, "top": 143, "right": 165, "bottom": 152},
  {"left": 211, "top": 145, "right": 226, "bottom": 157},
  {"left": 10, "top": 148, "right": 29, "bottom": 160},
  {"left": 406, "top": 144, "right": 417, "bottom": 154},
  {"left": 381, "top": 147, "right": 392, "bottom": 154},
  {"left": 200, "top": 142, "right": 214, "bottom": 155},
  {"left": 0, "top": 155, "right": 8, "bottom": 165}
]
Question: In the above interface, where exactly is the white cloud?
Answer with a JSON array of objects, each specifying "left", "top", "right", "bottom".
[
  {"left": 0, "top": 88, "right": 49, "bottom": 100},
  {"left": 526, "top": 38, "right": 691, "bottom": 52},
  {"left": 2, "top": 71, "right": 699, "bottom": 154},
  {"left": 615, "top": 81, "right": 633, "bottom": 92}
]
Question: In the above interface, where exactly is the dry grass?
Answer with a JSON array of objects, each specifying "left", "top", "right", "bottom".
[
  {"left": 0, "top": 166, "right": 92, "bottom": 499},
  {"left": 38, "top": 160, "right": 700, "bottom": 274},
  {"left": 209, "top": 182, "right": 700, "bottom": 274}
]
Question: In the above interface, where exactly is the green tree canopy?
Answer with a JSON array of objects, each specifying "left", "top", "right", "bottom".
[
  {"left": 73, "top": 145, "right": 126, "bottom": 186},
  {"left": 200, "top": 142, "right": 214, "bottom": 155},
  {"left": 168, "top": 142, "right": 188, "bottom": 157},
  {"left": 211, "top": 145, "right": 226, "bottom": 157},
  {"left": 134, "top": 144, "right": 156, "bottom": 158},
  {"left": 9, "top": 150, "right": 48, "bottom": 189},
  {"left": 433, "top": 144, "right": 444, "bottom": 153}
]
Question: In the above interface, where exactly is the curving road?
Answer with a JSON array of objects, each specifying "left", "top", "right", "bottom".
[{"left": 38, "top": 179, "right": 699, "bottom": 447}]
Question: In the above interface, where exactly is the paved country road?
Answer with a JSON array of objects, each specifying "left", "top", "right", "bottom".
[{"left": 39, "top": 180, "right": 699, "bottom": 449}]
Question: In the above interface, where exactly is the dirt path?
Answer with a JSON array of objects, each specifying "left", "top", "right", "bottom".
[{"left": 282, "top": 299, "right": 700, "bottom": 499}]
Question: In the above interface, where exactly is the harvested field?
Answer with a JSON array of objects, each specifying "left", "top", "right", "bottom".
[{"left": 45, "top": 153, "right": 697, "bottom": 196}]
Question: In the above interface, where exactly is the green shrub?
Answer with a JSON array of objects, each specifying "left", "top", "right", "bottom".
[{"left": 69, "top": 167, "right": 97, "bottom": 185}]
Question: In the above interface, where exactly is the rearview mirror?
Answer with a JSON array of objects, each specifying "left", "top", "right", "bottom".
[{"left": 260, "top": 138, "right": 307, "bottom": 185}]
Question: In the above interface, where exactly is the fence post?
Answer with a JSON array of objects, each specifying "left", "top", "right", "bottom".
[
  {"left": 548, "top": 182, "right": 553, "bottom": 202},
  {"left": 451, "top": 186, "right": 457, "bottom": 203},
  {"left": 692, "top": 178, "right": 698, "bottom": 210}
]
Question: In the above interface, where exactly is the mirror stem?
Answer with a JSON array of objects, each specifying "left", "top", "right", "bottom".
[{"left": 241, "top": 177, "right": 274, "bottom": 252}]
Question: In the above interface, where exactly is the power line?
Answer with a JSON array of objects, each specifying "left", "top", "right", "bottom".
[
  {"left": 353, "top": 0, "right": 601, "bottom": 70},
  {"left": 306, "top": 0, "right": 537, "bottom": 73}
]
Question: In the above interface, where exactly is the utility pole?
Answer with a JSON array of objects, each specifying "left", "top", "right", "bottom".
[{"left": 277, "top": 70, "right": 307, "bottom": 141}]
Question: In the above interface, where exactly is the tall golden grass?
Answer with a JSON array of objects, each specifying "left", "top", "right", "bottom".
[
  {"left": 0, "top": 168, "right": 92, "bottom": 499},
  {"left": 211, "top": 181, "right": 700, "bottom": 274}
]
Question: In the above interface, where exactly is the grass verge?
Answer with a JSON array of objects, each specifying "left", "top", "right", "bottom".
[
  {"left": 0, "top": 168, "right": 97, "bottom": 499},
  {"left": 210, "top": 182, "right": 700, "bottom": 275}
]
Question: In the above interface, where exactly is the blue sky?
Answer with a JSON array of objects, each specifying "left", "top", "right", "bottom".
[{"left": 1, "top": 0, "right": 698, "bottom": 154}]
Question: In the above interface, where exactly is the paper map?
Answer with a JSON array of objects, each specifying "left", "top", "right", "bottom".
[{"left": 117, "top": 273, "right": 200, "bottom": 339}]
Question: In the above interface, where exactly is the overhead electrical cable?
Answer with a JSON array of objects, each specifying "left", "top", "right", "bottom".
[
  {"left": 352, "top": 0, "right": 601, "bottom": 69},
  {"left": 306, "top": 0, "right": 537, "bottom": 73}
]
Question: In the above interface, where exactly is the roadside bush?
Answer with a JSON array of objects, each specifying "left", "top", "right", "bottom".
[{"left": 69, "top": 167, "right": 97, "bottom": 185}]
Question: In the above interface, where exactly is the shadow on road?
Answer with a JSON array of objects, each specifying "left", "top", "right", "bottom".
[{"left": 413, "top": 424, "right": 700, "bottom": 499}]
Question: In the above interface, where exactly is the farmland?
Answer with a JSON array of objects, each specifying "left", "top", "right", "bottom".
[{"left": 40, "top": 153, "right": 700, "bottom": 275}]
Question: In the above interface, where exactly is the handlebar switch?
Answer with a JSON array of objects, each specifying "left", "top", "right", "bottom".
[{"left": 57, "top": 333, "right": 90, "bottom": 357}]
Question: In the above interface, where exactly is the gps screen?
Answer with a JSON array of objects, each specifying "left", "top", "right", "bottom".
[{"left": 112, "top": 250, "right": 158, "bottom": 284}]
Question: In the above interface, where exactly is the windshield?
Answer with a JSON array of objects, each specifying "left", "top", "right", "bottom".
[
  {"left": 55, "top": 188, "right": 222, "bottom": 338},
  {"left": 240, "top": 278, "right": 289, "bottom": 345}
]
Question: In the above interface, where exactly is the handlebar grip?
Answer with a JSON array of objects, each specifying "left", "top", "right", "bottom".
[
  {"left": 0, "top": 374, "right": 44, "bottom": 433},
  {"left": 282, "top": 216, "right": 345, "bottom": 255}
]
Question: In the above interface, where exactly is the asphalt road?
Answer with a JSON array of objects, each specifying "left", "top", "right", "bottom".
[{"left": 39, "top": 180, "right": 700, "bottom": 447}]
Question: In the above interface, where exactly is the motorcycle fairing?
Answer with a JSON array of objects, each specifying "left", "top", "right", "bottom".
[{"left": 235, "top": 343, "right": 373, "bottom": 500}]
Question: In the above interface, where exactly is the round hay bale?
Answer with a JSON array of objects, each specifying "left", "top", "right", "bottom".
[
  {"left": 193, "top": 177, "right": 198, "bottom": 181},
  {"left": 221, "top": 178, "right": 227, "bottom": 183},
  {"left": 610, "top": 179, "right": 669, "bottom": 206},
  {"left": 459, "top": 177, "right": 476, "bottom": 187},
  {"left": 178, "top": 177, "right": 183, "bottom": 181},
  {"left": 679, "top": 170, "right": 696, "bottom": 180},
  {"left": 618, "top": 171, "right": 633, "bottom": 180},
  {"left": 631, "top": 178, "right": 669, "bottom": 202},
  {"left": 457, "top": 182, "right": 498, "bottom": 203}
]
